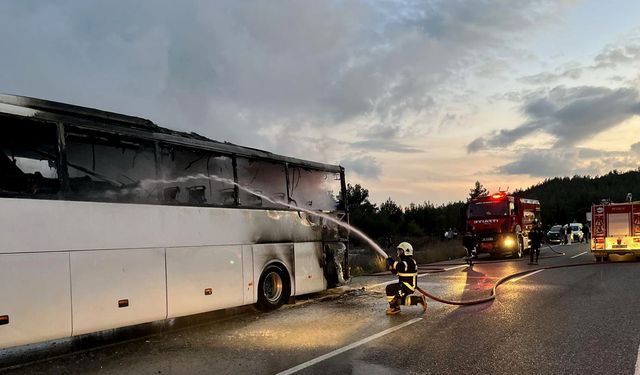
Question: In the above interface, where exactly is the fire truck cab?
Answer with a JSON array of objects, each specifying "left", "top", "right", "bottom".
[
  {"left": 466, "top": 192, "right": 541, "bottom": 258},
  {"left": 591, "top": 201, "right": 640, "bottom": 261}
]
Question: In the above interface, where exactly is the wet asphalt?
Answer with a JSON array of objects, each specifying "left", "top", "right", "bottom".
[{"left": 1, "top": 243, "right": 639, "bottom": 375}]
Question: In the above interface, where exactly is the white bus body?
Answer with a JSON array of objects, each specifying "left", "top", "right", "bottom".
[{"left": 0, "top": 94, "right": 348, "bottom": 349}]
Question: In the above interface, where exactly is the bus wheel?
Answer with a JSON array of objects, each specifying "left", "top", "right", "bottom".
[{"left": 256, "top": 264, "right": 290, "bottom": 311}]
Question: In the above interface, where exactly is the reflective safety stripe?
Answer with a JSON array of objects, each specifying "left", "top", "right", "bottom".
[
  {"left": 402, "top": 261, "right": 408, "bottom": 270},
  {"left": 397, "top": 272, "right": 417, "bottom": 277},
  {"left": 402, "top": 282, "right": 415, "bottom": 291},
  {"left": 393, "top": 261, "right": 399, "bottom": 269},
  {"left": 404, "top": 296, "right": 411, "bottom": 306},
  {"left": 386, "top": 296, "right": 396, "bottom": 302}
]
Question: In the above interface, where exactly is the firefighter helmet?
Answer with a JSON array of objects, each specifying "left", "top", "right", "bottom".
[{"left": 397, "top": 242, "right": 413, "bottom": 256}]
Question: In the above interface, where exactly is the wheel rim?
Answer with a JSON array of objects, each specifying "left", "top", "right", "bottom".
[
  {"left": 517, "top": 237, "right": 523, "bottom": 257},
  {"left": 263, "top": 271, "right": 283, "bottom": 303}
]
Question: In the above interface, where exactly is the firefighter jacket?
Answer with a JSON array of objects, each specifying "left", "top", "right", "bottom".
[
  {"left": 389, "top": 255, "right": 418, "bottom": 293},
  {"left": 528, "top": 226, "right": 544, "bottom": 248}
]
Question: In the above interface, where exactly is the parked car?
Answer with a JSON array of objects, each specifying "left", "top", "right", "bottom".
[
  {"left": 570, "top": 222, "right": 584, "bottom": 242},
  {"left": 546, "top": 225, "right": 563, "bottom": 244}
]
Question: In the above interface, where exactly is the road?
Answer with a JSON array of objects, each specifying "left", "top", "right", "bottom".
[{"left": 2, "top": 243, "right": 639, "bottom": 375}]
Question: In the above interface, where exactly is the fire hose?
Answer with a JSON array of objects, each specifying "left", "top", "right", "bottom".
[
  {"left": 415, "top": 262, "right": 603, "bottom": 306},
  {"left": 369, "top": 244, "right": 609, "bottom": 307}
]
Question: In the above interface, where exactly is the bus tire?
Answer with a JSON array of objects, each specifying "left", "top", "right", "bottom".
[{"left": 256, "top": 264, "right": 290, "bottom": 312}]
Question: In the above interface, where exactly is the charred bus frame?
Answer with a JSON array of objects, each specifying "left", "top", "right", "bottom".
[{"left": 0, "top": 93, "right": 349, "bottom": 349}]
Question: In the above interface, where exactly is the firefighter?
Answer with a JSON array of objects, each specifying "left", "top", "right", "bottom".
[
  {"left": 462, "top": 231, "right": 478, "bottom": 265},
  {"left": 528, "top": 220, "right": 544, "bottom": 265},
  {"left": 385, "top": 242, "right": 427, "bottom": 315}
]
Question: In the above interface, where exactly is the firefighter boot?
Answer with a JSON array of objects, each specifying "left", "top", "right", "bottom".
[
  {"left": 418, "top": 295, "right": 427, "bottom": 313},
  {"left": 386, "top": 297, "right": 401, "bottom": 315},
  {"left": 386, "top": 306, "right": 401, "bottom": 315}
]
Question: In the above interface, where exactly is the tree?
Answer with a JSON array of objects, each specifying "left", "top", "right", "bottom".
[
  {"left": 343, "top": 184, "right": 374, "bottom": 213},
  {"left": 469, "top": 181, "right": 488, "bottom": 200}
]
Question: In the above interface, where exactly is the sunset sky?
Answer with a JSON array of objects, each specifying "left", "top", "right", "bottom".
[{"left": 1, "top": 0, "right": 639, "bottom": 206}]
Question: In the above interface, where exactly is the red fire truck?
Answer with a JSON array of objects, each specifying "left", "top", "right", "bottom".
[
  {"left": 591, "top": 201, "right": 640, "bottom": 261},
  {"left": 465, "top": 192, "right": 541, "bottom": 258}
]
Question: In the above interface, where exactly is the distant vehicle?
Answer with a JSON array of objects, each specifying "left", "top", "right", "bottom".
[
  {"left": 569, "top": 222, "right": 584, "bottom": 242},
  {"left": 465, "top": 191, "right": 541, "bottom": 258},
  {"left": 591, "top": 201, "right": 640, "bottom": 261},
  {"left": 546, "top": 225, "right": 563, "bottom": 244}
]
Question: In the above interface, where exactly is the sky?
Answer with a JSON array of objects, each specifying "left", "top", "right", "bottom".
[{"left": 1, "top": 0, "right": 639, "bottom": 206}]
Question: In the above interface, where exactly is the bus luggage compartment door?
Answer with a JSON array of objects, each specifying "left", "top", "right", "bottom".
[
  {"left": 165, "top": 245, "right": 244, "bottom": 318},
  {"left": 69, "top": 248, "right": 167, "bottom": 336},
  {"left": 0, "top": 252, "right": 72, "bottom": 349}
]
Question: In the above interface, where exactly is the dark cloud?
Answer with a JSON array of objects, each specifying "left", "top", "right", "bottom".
[
  {"left": 497, "top": 149, "right": 572, "bottom": 176},
  {"left": 518, "top": 38, "right": 640, "bottom": 87},
  {"left": 469, "top": 86, "right": 640, "bottom": 153},
  {"left": 351, "top": 124, "right": 421, "bottom": 153},
  {"left": 350, "top": 140, "right": 421, "bottom": 153},
  {"left": 0, "top": 0, "right": 576, "bottom": 163},
  {"left": 341, "top": 155, "right": 382, "bottom": 180},
  {"left": 519, "top": 66, "right": 583, "bottom": 85},
  {"left": 497, "top": 147, "right": 639, "bottom": 177},
  {"left": 594, "top": 44, "right": 640, "bottom": 69}
]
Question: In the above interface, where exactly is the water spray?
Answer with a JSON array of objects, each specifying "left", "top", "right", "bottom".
[{"left": 125, "top": 174, "right": 605, "bottom": 307}]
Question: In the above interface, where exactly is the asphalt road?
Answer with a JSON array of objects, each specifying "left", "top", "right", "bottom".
[{"left": 2, "top": 243, "right": 639, "bottom": 375}]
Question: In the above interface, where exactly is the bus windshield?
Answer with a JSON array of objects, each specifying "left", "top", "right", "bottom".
[{"left": 467, "top": 201, "right": 510, "bottom": 218}]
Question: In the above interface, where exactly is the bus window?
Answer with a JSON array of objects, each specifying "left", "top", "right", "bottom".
[
  {"left": 288, "top": 167, "right": 340, "bottom": 212},
  {"left": 65, "top": 127, "right": 156, "bottom": 203},
  {"left": 158, "top": 144, "right": 235, "bottom": 206},
  {"left": 0, "top": 118, "right": 60, "bottom": 196},
  {"left": 236, "top": 158, "right": 286, "bottom": 208}
]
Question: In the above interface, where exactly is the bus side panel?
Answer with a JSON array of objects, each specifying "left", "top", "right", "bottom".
[
  {"left": 70, "top": 248, "right": 167, "bottom": 336},
  {"left": 166, "top": 246, "right": 244, "bottom": 318},
  {"left": 293, "top": 242, "right": 326, "bottom": 296},
  {"left": 242, "top": 245, "right": 255, "bottom": 305},
  {"left": 0, "top": 253, "right": 72, "bottom": 349}
]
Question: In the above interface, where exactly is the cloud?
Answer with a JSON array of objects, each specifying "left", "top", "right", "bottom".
[
  {"left": 350, "top": 140, "right": 421, "bottom": 153},
  {"left": 518, "top": 35, "right": 640, "bottom": 87},
  {"left": 350, "top": 124, "right": 421, "bottom": 152},
  {"left": 341, "top": 155, "right": 382, "bottom": 180},
  {"left": 497, "top": 149, "right": 574, "bottom": 176},
  {"left": 0, "top": 0, "right": 576, "bottom": 159},
  {"left": 519, "top": 66, "right": 584, "bottom": 85},
  {"left": 468, "top": 86, "right": 640, "bottom": 152},
  {"left": 594, "top": 43, "right": 640, "bottom": 69},
  {"left": 497, "top": 147, "right": 640, "bottom": 177},
  {"left": 631, "top": 142, "right": 640, "bottom": 154}
]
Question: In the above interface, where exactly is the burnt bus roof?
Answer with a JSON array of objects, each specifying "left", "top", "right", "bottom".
[{"left": 0, "top": 93, "right": 343, "bottom": 173}]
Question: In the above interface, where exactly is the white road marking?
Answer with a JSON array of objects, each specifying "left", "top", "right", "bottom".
[
  {"left": 368, "top": 279, "right": 401, "bottom": 288},
  {"left": 570, "top": 251, "right": 588, "bottom": 259},
  {"left": 635, "top": 343, "right": 640, "bottom": 375},
  {"left": 276, "top": 318, "right": 423, "bottom": 375},
  {"left": 510, "top": 269, "right": 544, "bottom": 282},
  {"left": 443, "top": 264, "right": 467, "bottom": 271}
]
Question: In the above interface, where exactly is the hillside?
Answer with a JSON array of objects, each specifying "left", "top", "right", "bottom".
[{"left": 514, "top": 169, "right": 640, "bottom": 225}]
